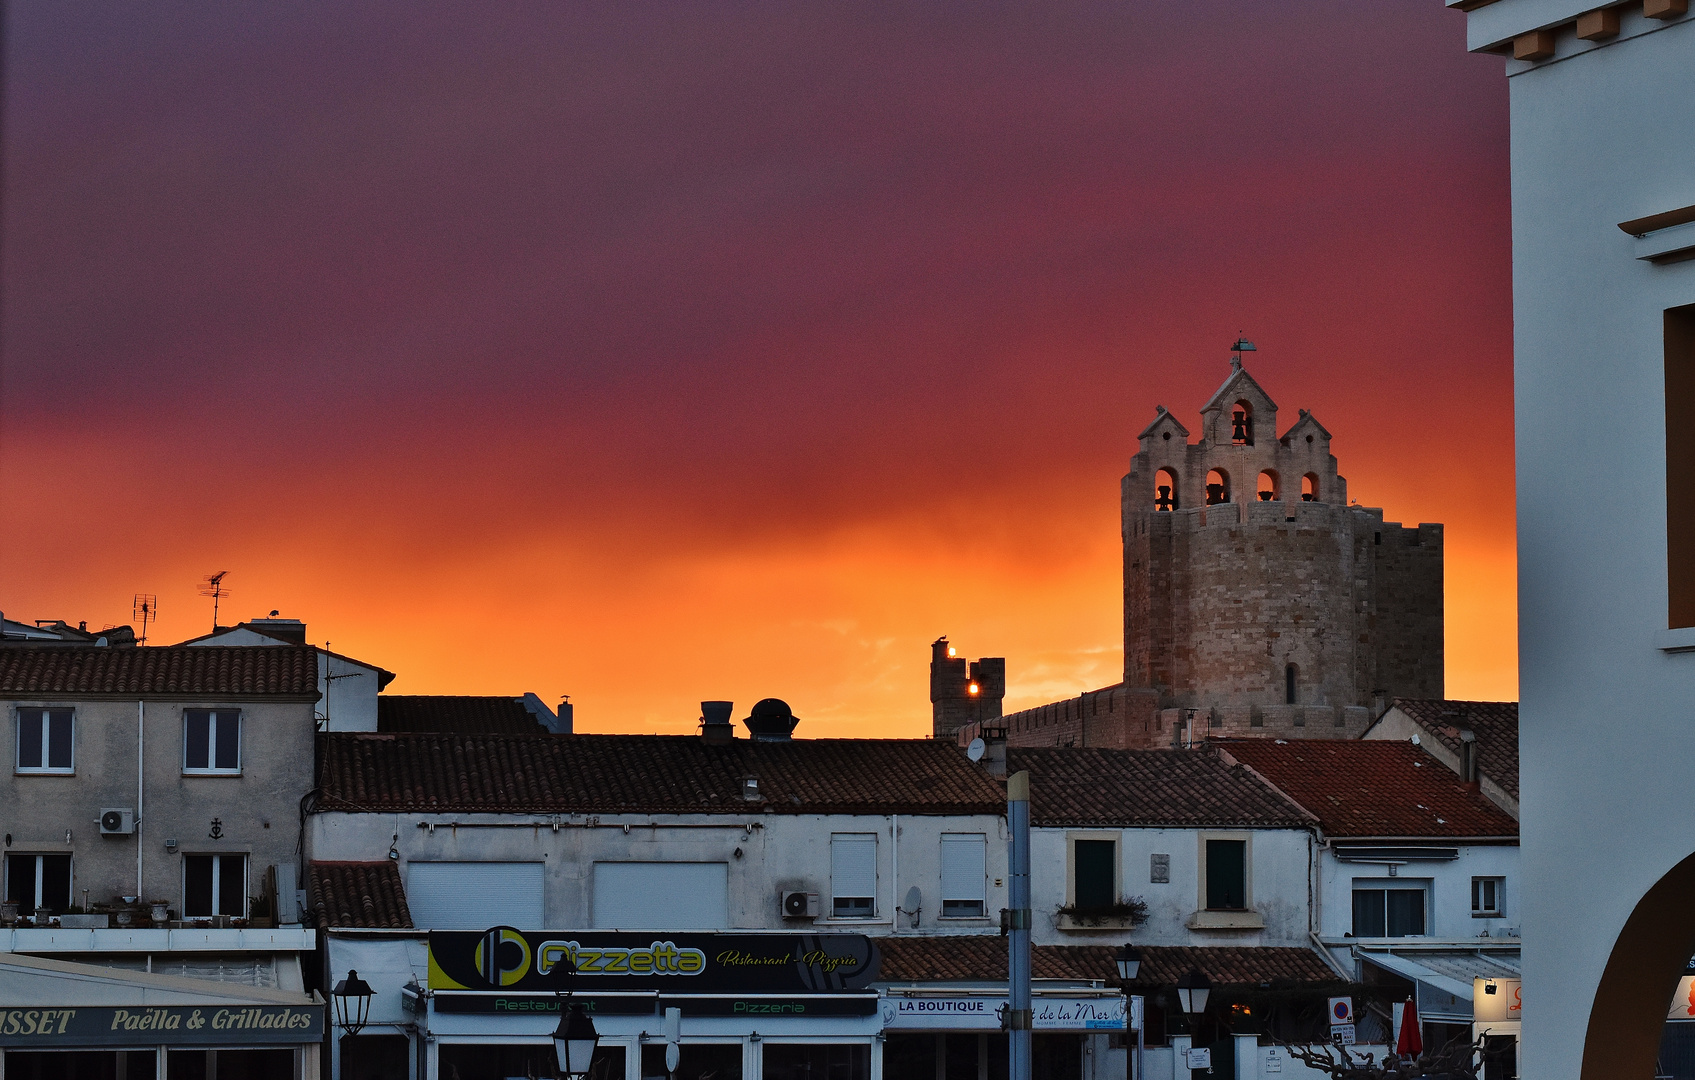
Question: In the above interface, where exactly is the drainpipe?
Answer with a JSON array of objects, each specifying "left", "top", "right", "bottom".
[
  {"left": 889, "top": 814, "right": 899, "bottom": 935},
  {"left": 137, "top": 700, "right": 145, "bottom": 899}
]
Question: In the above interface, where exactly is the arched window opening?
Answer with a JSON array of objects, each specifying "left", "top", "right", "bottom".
[
  {"left": 1154, "top": 468, "right": 1179, "bottom": 512},
  {"left": 1285, "top": 664, "right": 1298, "bottom": 705},
  {"left": 1302, "top": 474, "right": 1320, "bottom": 502},
  {"left": 1258, "top": 470, "right": 1279, "bottom": 502},
  {"left": 1205, "top": 469, "right": 1230, "bottom": 505},
  {"left": 1231, "top": 401, "right": 1254, "bottom": 445}
]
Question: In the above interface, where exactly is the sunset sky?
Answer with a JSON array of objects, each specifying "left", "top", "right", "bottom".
[{"left": 0, "top": 2, "right": 1515, "bottom": 736}]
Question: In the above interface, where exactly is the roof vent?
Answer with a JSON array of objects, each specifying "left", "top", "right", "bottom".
[
  {"left": 743, "top": 698, "right": 799, "bottom": 742},
  {"left": 701, "top": 700, "right": 735, "bottom": 745}
]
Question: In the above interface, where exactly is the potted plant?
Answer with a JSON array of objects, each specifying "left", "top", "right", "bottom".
[
  {"left": 149, "top": 900, "right": 170, "bottom": 925},
  {"left": 0, "top": 900, "right": 18, "bottom": 926},
  {"left": 1054, "top": 896, "right": 1151, "bottom": 930}
]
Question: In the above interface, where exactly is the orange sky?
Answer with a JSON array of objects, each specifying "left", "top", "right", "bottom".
[{"left": 0, "top": 3, "right": 1515, "bottom": 736}]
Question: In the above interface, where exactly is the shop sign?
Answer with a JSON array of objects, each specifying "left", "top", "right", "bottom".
[
  {"left": 659, "top": 995, "right": 879, "bottom": 1017},
  {"left": 0, "top": 1005, "right": 323, "bottom": 1047},
  {"left": 428, "top": 928, "right": 878, "bottom": 994},
  {"left": 433, "top": 995, "right": 661, "bottom": 1016},
  {"left": 880, "top": 996, "right": 1125, "bottom": 1031}
]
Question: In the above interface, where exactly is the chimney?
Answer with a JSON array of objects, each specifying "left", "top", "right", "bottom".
[
  {"left": 1459, "top": 729, "right": 1480, "bottom": 789},
  {"left": 557, "top": 695, "right": 574, "bottom": 734},
  {"left": 981, "top": 723, "right": 1008, "bottom": 779},
  {"left": 700, "top": 700, "right": 735, "bottom": 745},
  {"left": 743, "top": 699, "right": 799, "bottom": 742}
]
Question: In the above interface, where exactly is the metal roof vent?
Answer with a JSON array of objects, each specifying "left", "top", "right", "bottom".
[
  {"left": 743, "top": 698, "right": 799, "bottom": 742},
  {"left": 701, "top": 700, "right": 735, "bottom": 745}
]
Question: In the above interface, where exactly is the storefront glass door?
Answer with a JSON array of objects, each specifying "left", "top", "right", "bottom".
[
  {"left": 640, "top": 1042, "right": 741, "bottom": 1080},
  {"left": 440, "top": 1042, "right": 626, "bottom": 1080},
  {"left": 3, "top": 1049, "right": 157, "bottom": 1080},
  {"left": 762, "top": 1043, "right": 869, "bottom": 1080}
]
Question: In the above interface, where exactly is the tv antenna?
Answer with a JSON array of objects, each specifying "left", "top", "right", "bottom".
[
  {"left": 131, "top": 594, "right": 158, "bottom": 645},
  {"left": 198, "top": 571, "right": 231, "bottom": 633}
]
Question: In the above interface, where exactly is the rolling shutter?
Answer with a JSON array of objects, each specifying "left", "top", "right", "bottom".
[
  {"left": 941, "top": 833, "right": 986, "bottom": 916},
  {"left": 832, "top": 834, "right": 877, "bottom": 910},
  {"left": 406, "top": 862, "right": 544, "bottom": 929},
  {"left": 592, "top": 863, "right": 728, "bottom": 929}
]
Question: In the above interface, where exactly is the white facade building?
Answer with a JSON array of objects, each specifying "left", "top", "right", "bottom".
[{"left": 1445, "top": 1, "right": 1695, "bottom": 1075}]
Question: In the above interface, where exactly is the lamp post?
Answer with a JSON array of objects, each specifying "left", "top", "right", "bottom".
[
  {"left": 552, "top": 953, "right": 600, "bottom": 1080},
  {"left": 330, "top": 969, "right": 374, "bottom": 1037},
  {"left": 1175, "top": 970, "right": 1211, "bottom": 1076},
  {"left": 1113, "top": 947, "right": 1141, "bottom": 1080}
]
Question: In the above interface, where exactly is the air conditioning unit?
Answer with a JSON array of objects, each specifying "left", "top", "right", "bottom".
[
  {"left": 99, "top": 809, "right": 136, "bottom": 836},
  {"left": 781, "top": 890, "right": 820, "bottom": 919}
]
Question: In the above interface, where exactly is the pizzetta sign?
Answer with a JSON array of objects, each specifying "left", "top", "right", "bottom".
[
  {"left": 0, "top": 1005, "right": 323, "bottom": 1047},
  {"left": 428, "top": 929, "right": 878, "bottom": 994}
]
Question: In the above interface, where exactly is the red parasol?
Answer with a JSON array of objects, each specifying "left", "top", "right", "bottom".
[{"left": 1396, "top": 996, "right": 1424, "bottom": 1057}]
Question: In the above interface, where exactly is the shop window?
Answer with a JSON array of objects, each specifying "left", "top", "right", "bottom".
[
  {"left": 764, "top": 1043, "right": 871, "bottom": 1080},
  {"left": 1068, "top": 835, "right": 1117, "bottom": 912},
  {"left": 940, "top": 833, "right": 987, "bottom": 917},
  {"left": 1472, "top": 876, "right": 1505, "bottom": 917},
  {"left": 644, "top": 1044, "right": 741, "bottom": 1080},
  {"left": 1203, "top": 837, "right": 1248, "bottom": 910},
  {"left": 1031, "top": 1035, "right": 1083, "bottom": 1080},
  {"left": 183, "top": 709, "right": 241, "bottom": 774},
  {"left": 408, "top": 861, "right": 545, "bottom": 929},
  {"left": 15, "top": 707, "right": 73, "bottom": 773},
  {"left": 5, "top": 852, "right": 72, "bottom": 916},
  {"left": 340, "top": 1034, "right": 409, "bottom": 1080},
  {"left": 440, "top": 1043, "right": 623, "bottom": 1080},
  {"left": 1669, "top": 304, "right": 1695, "bottom": 628},
  {"left": 6, "top": 1050, "right": 157, "bottom": 1080},
  {"left": 168, "top": 1049, "right": 294, "bottom": 1080},
  {"left": 593, "top": 862, "right": 727, "bottom": 929},
  {"left": 832, "top": 833, "right": 877, "bottom": 917},
  {"left": 183, "top": 854, "right": 246, "bottom": 918},
  {"left": 1352, "top": 880, "right": 1428, "bottom": 937}
]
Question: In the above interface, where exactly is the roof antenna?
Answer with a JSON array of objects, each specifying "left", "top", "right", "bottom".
[
  {"left": 131, "top": 594, "right": 158, "bottom": 645},
  {"left": 1231, "top": 334, "right": 1256, "bottom": 371},
  {"left": 198, "top": 571, "right": 230, "bottom": 633}
]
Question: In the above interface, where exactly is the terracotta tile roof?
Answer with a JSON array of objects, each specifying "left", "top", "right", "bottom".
[
  {"left": 317, "top": 733, "right": 1007, "bottom": 815},
  {"left": 1389, "top": 699, "right": 1519, "bottom": 802},
  {"left": 0, "top": 646, "right": 319, "bottom": 698},
  {"left": 378, "top": 695, "right": 546, "bottom": 734},
  {"left": 875, "top": 938, "right": 1340, "bottom": 988},
  {"left": 1006, "top": 748, "right": 1312, "bottom": 828},
  {"left": 1218, "top": 739, "right": 1519, "bottom": 839},
  {"left": 309, "top": 861, "right": 413, "bottom": 929}
]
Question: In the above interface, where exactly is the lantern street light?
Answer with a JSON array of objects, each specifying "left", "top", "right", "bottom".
[
  {"left": 1175, "top": 969, "right": 1211, "bottom": 1020},
  {"left": 330, "top": 970, "right": 375, "bottom": 1037},
  {"left": 1113, "top": 947, "right": 1143, "bottom": 1080},
  {"left": 554, "top": 1002, "right": 601, "bottom": 1080}
]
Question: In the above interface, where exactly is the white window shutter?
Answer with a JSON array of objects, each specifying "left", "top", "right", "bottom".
[
  {"left": 940, "top": 834, "right": 986, "bottom": 903},
  {"left": 831, "top": 834, "right": 877, "bottom": 901}
]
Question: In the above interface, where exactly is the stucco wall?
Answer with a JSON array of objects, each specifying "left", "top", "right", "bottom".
[
  {"left": 310, "top": 810, "right": 1009, "bottom": 933},
  {"left": 1027, "top": 826, "right": 1313, "bottom": 947},
  {"left": 2, "top": 696, "right": 315, "bottom": 915},
  {"left": 1316, "top": 844, "right": 1520, "bottom": 941}
]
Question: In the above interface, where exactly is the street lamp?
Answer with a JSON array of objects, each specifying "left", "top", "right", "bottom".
[
  {"left": 1175, "top": 969, "right": 1211, "bottom": 1020},
  {"left": 1113, "top": 947, "right": 1143, "bottom": 1080},
  {"left": 553, "top": 1002, "right": 601, "bottom": 1080},
  {"left": 330, "top": 970, "right": 375, "bottom": 1037}
]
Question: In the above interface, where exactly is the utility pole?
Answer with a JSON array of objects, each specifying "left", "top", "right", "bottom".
[{"left": 1008, "top": 770, "right": 1032, "bottom": 1080}]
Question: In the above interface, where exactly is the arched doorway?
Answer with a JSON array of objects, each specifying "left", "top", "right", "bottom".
[{"left": 1583, "top": 849, "right": 1695, "bottom": 1078}]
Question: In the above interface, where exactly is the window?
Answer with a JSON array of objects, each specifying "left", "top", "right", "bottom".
[
  {"left": 1204, "top": 839, "right": 1247, "bottom": 910},
  {"left": 1472, "top": 877, "right": 1505, "bottom": 917},
  {"left": 831, "top": 833, "right": 877, "bottom": 917},
  {"left": 5, "top": 853, "right": 72, "bottom": 916},
  {"left": 1069, "top": 835, "right": 1117, "bottom": 912},
  {"left": 1284, "top": 664, "right": 1298, "bottom": 705},
  {"left": 183, "top": 709, "right": 240, "bottom": 773},
  {"left": 940, "top": 833, "right": 987, "bottom": 917},
  {"left": 15, "top": 708, "right": 73, "bottom": 773},
  {"left": 1668, "top": 304, "right": 1695, "bottom": 627},
  {"left": 1352, "top": 880, "right": 1427, "bottom": 937},
  {"left": 593, "top": 863, "right": 727, "bottom": 929},
  {"left": 183, "top": 854, "right": 246, "bottom": 918},
  {"left": 409, "top": 862, "right": 546, "bottom": 929}
]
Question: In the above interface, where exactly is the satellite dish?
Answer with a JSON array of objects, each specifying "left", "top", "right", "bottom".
[
  {"left": 967, "top": 738, "right": 986, "bottom": 762},
  {"left": 904, "top": 886, "right": 921, "bottom": 912}
]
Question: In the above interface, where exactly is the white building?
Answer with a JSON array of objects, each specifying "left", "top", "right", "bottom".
[
  {"left": 304, "top": 704, "right": 1010, "bottom": 1080},
  {"left": 1444, "top": 1, "right": 1695, "bottom": 1076},
  {"left": 181, "top": 619, "right": 396, "bottom": 732},
  {"left": 1220, "top": 739, "right": 1520, "bottom": 1064}
]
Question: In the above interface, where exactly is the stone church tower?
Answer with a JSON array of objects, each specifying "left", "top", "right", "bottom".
[{"left": 948, "top": 346, "right": 1444, "bottom": 747}]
